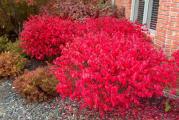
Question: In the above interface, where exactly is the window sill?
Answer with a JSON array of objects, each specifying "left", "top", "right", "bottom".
[
  {"left": 142, "top": 26, "right": 156, "bottom": 37},
  {"left": 149, "top": 29, "right": 156, "bottom": 36}
]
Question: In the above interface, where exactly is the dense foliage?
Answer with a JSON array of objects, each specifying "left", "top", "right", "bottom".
[
  {"left": 0, "top": 36, "right": 9, "bottom": 53},
  {"left": 172, "top": 50, "right": 179, "bottom": 71},
  {"left": 0, "top": 52, "right": 26, "bottom": 78},
  {"left": 6, "top": 40, "right": 22, "bottom": 54},
  {"left": 20, "top": 15, "right": 75, "bottom": 60},
  {"left": 0, "top": 0, "right": 47, "bottom": 38},
  {"left": 75, "top": 17, "right": 148, "bottom": 38},
  {"left": 13, "top": 66, "right": 58, "bottom": 102},
  {"left": 20, "top": 16, "right": 146, "bottom": 60},
  {"left": 53, "top": 17, "right": 177, "bottom": 115},
  {"left": 16, "top": 0, "right": 47, "bottom": 6},
  {"left": 172, "top": 50, "right": 179, "bottom": 95},
  {"left": 41, "top": 0, "right": 125, "bottom": 20},
  {"left": 0, "top": 36, "right": 22, "bottom": 53}
]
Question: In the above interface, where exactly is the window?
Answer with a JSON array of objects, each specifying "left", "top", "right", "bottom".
[
  {"left": 150, "top": 0, "right": 159, "bottom": 30},
  {"left": 137, "top": 0, "right": 145, "bottom": 24},
  {"left": 130, "top": 0, "right": 159, "bottom": 33}
]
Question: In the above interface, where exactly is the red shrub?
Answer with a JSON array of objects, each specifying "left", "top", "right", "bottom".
[
  {"left": 75, "top": 17, "right": 146, "bottom": 38},
  {"left": 53, "top": 18, "right": 177, "bottom": 115},
  {"left": 20, "top": 15, "right": 74, "bottom": 60},
  {"left": 172, "top": 50, "right": 179, "bottom": 95},
  {"left": 172, "top": 50, "right": 179, "bottom": 71}
]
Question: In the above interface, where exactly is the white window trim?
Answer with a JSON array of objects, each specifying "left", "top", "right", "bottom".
[
  {"left": 143, "top": 0, "right": 151, "bottom": 25},
  {"left": 130, "top": 0, "right": 138, "bottom": 21},
  {"left": 130, "top": 0, "right": 157, "bottom": 35}
]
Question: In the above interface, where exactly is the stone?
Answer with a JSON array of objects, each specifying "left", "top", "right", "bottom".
[{"left": 0, "top": 107, "right": 5, "bottom": 118}]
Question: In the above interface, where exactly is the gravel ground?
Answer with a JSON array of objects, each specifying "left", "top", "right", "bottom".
[
  {"left": 0, "top": 80, "right": 101, "bottom": 120},
  {"left": 0, "top": 79, "right": 179, "bottom": 120}
]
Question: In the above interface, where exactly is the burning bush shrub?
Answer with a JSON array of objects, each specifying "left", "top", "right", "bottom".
[
  {"left": 0, "top": 52, "right": 26, "bottom": 78},
  {"left": 13, "top": 66, "right": 58, "bottom": 102},
  {"left": 172, "top": 50, "right": 179, "bottom": 95},
  {"left": 20, "top": 16, "right": 130, "bottom": 61},
  {"left": 75, "top": 17, "right": 146, "bottom": 38},
  {"left": 172, "top": 50, "right": 179, "bottom": 70},
  {"left": 53, "top": 18, "right": 177, "bottom": 115},
  {"left": 20, "top": 15, "right": 75, "bottom": 60}
]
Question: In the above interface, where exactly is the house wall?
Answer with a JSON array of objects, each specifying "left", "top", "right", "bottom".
[
  {"left": 155, "top": 0, "right": 179, "bottom": 55},
  {"left": 115, "top": 0, "right": 179, "bottom": 55},
  {"left": 115, "top": 0, "right": 132, "bottom": 19}
]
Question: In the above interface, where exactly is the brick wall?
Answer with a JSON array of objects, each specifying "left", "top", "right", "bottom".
[
  {"left": 155, "top": 0, "right": 179, "bottom": 55},
  {"left": 115, "top": 0, "right": 132, "bottom": 19},
  {"left": 115, "top": 0, "right": 179, "bottom": 55}
]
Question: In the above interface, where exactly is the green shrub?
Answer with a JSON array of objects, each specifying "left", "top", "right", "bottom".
[
  {"left": 0, "top": 0, "right": 47, "bottom": 38},
  {"left": 6, "top": 40, "right": 21, "bottom": 53},
  {"left": 0, "top": 36, "right": 9, "bottom": 53},
  {"left": 0, "top": 35, "right": 28, "bottom": 58},
  {"left": 13, "top": 66, "right": 58, "bottom": 102},
  {"left": 6, "top": 40, "right": 29, "bottom": 58}
]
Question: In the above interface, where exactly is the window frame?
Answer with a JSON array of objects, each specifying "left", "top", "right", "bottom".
[{"left": 130, "top": 0, "right": 157, "bottom": 35}]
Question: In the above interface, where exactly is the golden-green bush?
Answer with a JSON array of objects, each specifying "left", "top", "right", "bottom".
[
  {"left": 0, "top": 36, "right": 22, "bottom": 54},
  {"left": 6, "top": 40, "right": 29, "bottom": 58},
  {"left": 0, "top": 36, "right": 9, "bottom": 53},
  {"left": 13, "top": 67, "right": 58, "bottom": 102},
  {"left": 0, "top": 52, "right": 26, "bottom": 78},
  {"left": 6, "top": 40, "right": 22, "bottom": 54}
]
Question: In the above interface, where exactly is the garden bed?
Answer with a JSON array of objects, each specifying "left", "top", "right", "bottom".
[{"left": 0, "top": 1, "right": 178, "bottom": 119}]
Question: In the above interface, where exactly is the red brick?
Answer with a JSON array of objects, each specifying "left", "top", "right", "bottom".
[{"left": 115, "top": 0, "right": 179, "bottom": 55}]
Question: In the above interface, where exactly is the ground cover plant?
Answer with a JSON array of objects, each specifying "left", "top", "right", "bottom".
[
  {"left": 13, "top": 66, "right": 58, "bottom": 102},
  {"left": 52, "top": 17, "right": 178, "bottom": 116}
]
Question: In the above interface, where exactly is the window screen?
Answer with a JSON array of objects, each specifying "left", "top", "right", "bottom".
[
  {"left": 137, "top": 0, "right": 145, "bottom": 24},
  {"left": 150, "top": 0, "right": 159, "bottom": 30}
]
